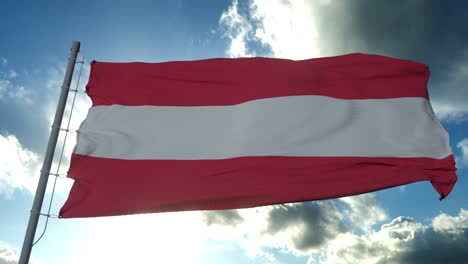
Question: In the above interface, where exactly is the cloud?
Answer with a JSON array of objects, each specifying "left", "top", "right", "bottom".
[
  {"left": 0, "top": 133, "right": 41, "bottom": 196},
  {"left": 8, "top": 70, "right": 17, "bottom": 78},
  {"left": 0, "top": 242, "right": 41, "bottom": 264},
  {"left": 219, "top": 0, "right": 468, "bottom": 120},
  {"left": 0, "top": 242, "right": 17, "bottom": 264},
  {"left": 0, "top": 58, "right": 6, "bottom": 66},
  {"left": 0, "top": 64, "right": 32, "bottom": 104},
  {"left": 340, "top": 194, "right": 387, "bottom": 231},
  {"left": 0, "top": 79, "right": 32, "bottom": 104},
  {"left": 219, "top": 0, "right": 255, "bottom": 57},
  {"left": 456, "top": 138, "right": 468, "bottom": 167},
  {"left": 221, "top": 0, "right": 464, "bottom": 59},
  {"left": 219, "top": 0, "right": 324, "bottom": 59},
  {"left": 201, "top": 193, "right": 388, "bottom": 261},
  {"left": 203, "top": 209, "right": 244, "bottom": 226},
  {"left": 0, "top": 58, "right": 89, "bottom": 198},
  {"left": 432, "top": 209, "right": 468, "bottom": 235},
  {"left": 263, "top": 201, "right": 347, "bottom": 254},
  {"left": 200, "top": 193, "right": 467, "bottom": 263},
  {"left": 317, "top": 209, "right": 468, "bottom": 264},
  {"left": 319, "top": 217, "right": 425, "bottom": 264},
  {"left": 0, "top": 131, "right": 71, "bottom": 198},
  {"left": 430, "top": 54, "right": 468, "bottom": 122},
  {"left": 257, "top": 195, "right": 386, "bottom": 255},
  {"left": 386, "top": 210, "right": 468, "bottom": 264},
  {"left": 198, "top": 202, "right": 347, "bottom": 258}
]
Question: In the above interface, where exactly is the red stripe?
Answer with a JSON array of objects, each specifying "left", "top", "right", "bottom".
[
  {"left": 87, "top": 53, "right": 429, "bottom": 107},
  {"left": 60, "top": 154, "right": 456, "bottom": 218}
]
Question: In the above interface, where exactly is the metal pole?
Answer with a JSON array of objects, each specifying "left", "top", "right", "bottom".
[{"left": 18, "top": 41, "right": 80, "bottom": 264}]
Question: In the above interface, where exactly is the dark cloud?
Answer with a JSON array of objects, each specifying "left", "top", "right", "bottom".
[
  {"left": 391, "top": 225, "right": 468, "bottom": 264},
  {"left": 264, "top": 201, "right": 347, "bottom": 251},
  {"left": 322, "top": 1, "right": 468, "bottom": 63},
  {"left": 299, "top": 0, "right": 468, "bottom": 116},
  {"left": 202, "top": 209, "right": 244, "bottom": 226},
  {"left": 330, "top": 0, "right": 468, "bottom": 116},
  {"left": 323, "top": 212, "right": 468, "bottom": 264}
]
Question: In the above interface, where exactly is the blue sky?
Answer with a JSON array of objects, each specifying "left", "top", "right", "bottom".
[{"left": 1, "top": 0, "right": 467, "bottom": 263}]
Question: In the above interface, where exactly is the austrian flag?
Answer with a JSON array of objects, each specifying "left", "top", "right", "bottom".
[{"left": 60, "top": 53, "right": 457, "bottom": 218}]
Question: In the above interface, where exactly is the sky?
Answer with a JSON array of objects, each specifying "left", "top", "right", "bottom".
[{"left": 1, "top": 0, "right": 468, "bottom": 263}]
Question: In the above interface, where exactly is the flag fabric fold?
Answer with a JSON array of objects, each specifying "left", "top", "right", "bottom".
[{"left": 60, "top": 53, "right": 457, "bottom": 218}]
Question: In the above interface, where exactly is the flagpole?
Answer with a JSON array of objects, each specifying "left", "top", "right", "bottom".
[{"left": 18, "top": 41, "right": 80, "bottom": 264}]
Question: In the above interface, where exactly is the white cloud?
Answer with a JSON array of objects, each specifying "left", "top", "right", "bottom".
[
  {"left": 0, "top": 241, "right": 41, "bottom": 264},
  {"left": 432, "top": 104, "right": 468, "bottom": 123},
  {"left": 456, "top": 138, "right": 468, "bottom": 167},
  {"left": 0, "top": 58, "right": 6, "bottom": 66},
  {"left": 219, "top": 0, "right": 337, "bottom": 59},
  {"left": 432, "top": 209, "right": 468, "bottom": 234},
  {"left": 0, "top": 131, "right": 73, "bottom": 199},
  {"left": 317, "top": 209, "right": 468, "bottom": 264},
  {"left": 248, "top": 0, "right": 322, "bottom": 59},
  {"left": 219, "top": 0, "right": 255, "bottom": 57},
  {"left": 9, "top": 85, "right": 32, "bottom": 104},
  {"left": 319, "top": 217, "right": 425, "bottom": 264},
  {"left": 0, "top": 133, "right": 41, "bottom": 197},
  {"left": 0, "top": 66, "right": 33, "bottom": 104},
  {"left": 0, "top": 242, "right": 17, "bottom": 264},
  {"left": 8, "top": 70, "right": 17, "bottom": 78},
  {"left": 340, "top": 193, "right": 388, "bottom": 231}
]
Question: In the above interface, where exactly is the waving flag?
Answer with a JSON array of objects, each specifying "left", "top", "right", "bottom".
[{"left": 60, "top": 53, "right": 457, "bottom": 218}]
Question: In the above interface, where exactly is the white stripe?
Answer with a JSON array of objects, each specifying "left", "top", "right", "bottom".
[{"left": 74, "top": 96, "right": 451, "bottom": 160}]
